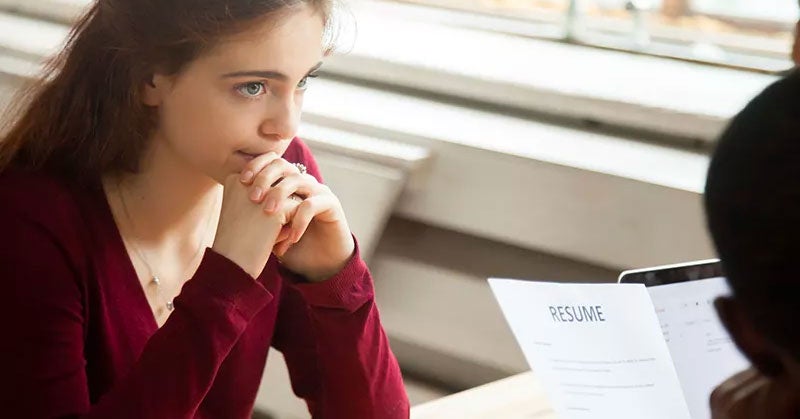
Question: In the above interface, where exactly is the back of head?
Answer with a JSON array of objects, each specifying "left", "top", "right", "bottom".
[
  {"left": 0, "top": 0, "right": 335, "bottom": 180},
  {"left": 705, "top": 70, "right": 800, "bottom": 357}
]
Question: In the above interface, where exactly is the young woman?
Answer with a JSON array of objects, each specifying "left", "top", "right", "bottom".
[{"left": 0, "top": 0, "right": 408, "bottom": 417}]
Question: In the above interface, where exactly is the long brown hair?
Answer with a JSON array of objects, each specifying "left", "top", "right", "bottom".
[{"left": 0, "top": 0, "right": 334, "bottom": 180}]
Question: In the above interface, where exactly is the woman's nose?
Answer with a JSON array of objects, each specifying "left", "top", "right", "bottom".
[{"left": 260, "top": 98, "right": 300, "bottom": 141}]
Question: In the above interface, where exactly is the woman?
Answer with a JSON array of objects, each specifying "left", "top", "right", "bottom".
[{"left": 0, "top": 0, "right": 408, "bottom": 417}]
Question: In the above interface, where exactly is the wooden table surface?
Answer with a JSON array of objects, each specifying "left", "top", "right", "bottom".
[{"left": 410, "top": 371, "right": 557, "bottom": 419}]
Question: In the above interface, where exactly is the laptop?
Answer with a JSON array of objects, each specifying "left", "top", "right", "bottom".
[{"left": 618, "top": 259, "right": 749, "bottom": 419}]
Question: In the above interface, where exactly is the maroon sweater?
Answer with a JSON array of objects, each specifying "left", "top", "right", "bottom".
[{"left": 0, "top": 139, "right": 409, "bottom": 418}]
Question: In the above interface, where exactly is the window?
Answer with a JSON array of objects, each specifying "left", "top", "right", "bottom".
[{"left": 383, "top": 0, "right": 798, "bottom": 73}]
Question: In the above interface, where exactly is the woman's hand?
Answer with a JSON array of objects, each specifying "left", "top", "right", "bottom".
[
  {"left": 710, "top": 368, "right": 798, "bottom": 419},
  {"left": 240, "top": 152, "right": 355, "bottom": 282},
  {"left": 211, "top": 172, "right": 301, "bottom": 279}
]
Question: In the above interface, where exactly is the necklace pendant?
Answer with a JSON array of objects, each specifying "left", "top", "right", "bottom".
[
  {"left": 152, "top": 276, "right": 160, "bottom": 286},
  {"left": 166, "top": 300, "right": 174, "bottom": 311}
]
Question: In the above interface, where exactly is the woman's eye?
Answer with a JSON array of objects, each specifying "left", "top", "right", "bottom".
[{"left": 236, "top": 82, "right": 266, "bottom": 98}]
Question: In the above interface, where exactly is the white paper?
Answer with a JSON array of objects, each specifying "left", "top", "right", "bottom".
[
  {"left": 489, "top": 278, "right": 690, "bottom": 419},
  {"left": 647, "top": 277, "right": 749, "bottom": 419}
]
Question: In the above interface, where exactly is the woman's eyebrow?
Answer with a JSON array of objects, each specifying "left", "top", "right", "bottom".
[{"left": 221, "top": 62, "right": 323, "bottom": 80}]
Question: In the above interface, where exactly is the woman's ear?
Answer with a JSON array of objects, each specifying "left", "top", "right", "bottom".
[
  {"left": 141, "top": 73, "right": 173, "bottom": 107},
  {"left": 715, "top": 297, "right": 785, "bottom": 378}
]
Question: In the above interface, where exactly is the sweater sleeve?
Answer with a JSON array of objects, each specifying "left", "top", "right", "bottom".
[
  {"left": 270, "top": 139, "right": 409, "bottom": 419},
  {"left": 0, "top": 207, "right": 273, "bottom": 419}
]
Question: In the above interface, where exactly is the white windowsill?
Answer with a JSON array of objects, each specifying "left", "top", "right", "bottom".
[
  {"left": 323, "top": 0, "right": 779, "bottom": 143},
  {"left": 0, "top": 0, "right": 87, "bottom": 24},
  {"left": 0, "top": 11, "right": 67, "bottom": 60},
  {"left": 305, "top": 80, "right": 709, "bottom": 194}
]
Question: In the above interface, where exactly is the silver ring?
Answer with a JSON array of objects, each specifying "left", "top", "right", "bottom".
[
  {"left": 289, "top": 194, "right": 303, "bottom": 202},
  {"left": 293, "top": 163, "right": 307, "bottom": 175}
]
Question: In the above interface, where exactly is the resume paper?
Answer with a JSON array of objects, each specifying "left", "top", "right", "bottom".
[{"left": 489, "top": 279, "right": 691, "bottom": 419}]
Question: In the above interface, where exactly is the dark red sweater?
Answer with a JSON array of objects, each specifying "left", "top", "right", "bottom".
[{"left": 0, "top": 139, "right": 409, "bottom": 418}]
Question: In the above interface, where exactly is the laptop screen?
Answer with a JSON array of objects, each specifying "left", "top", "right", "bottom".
[{"left": 646, "top": 277, "right": 750, "bottom": 419}]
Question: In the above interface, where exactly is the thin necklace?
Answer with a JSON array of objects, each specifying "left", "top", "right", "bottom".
[{"left": 116, "top": 179, "right": 218, "bottom": 313}]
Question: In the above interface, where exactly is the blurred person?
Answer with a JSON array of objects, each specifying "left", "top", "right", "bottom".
[
  {"left": 795, "top": 0, "right": 800, "bottom": 66},
  {"left": 704, "top": 70, "right": 800, "bottom": 419},
  {"left": 0, "top": 0, "right": 408, "bottom": 417}
]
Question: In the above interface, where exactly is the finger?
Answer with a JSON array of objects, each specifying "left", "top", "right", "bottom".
[
  {"left": 275, "top": 225, "right": 292, "bottom": 243},
  {"left": 713, "top": 368, "right": 760, "bottom": 398},
  {"left": 273, "top": 240, "right": 293, "bottom": 258},
  {"left": 712, "top": 369, "right": 760, "bottom": 411},
  {"left": 711, "top": 368, "right": 761, "bottom": 414},
  {"left": 273, "top": 192, "right": 302, "bottom": 224},
  {"left": 248, "top": 158, "right": 303, "bottom": 203},
  {"left": 262, "top": 174, "right": 323, "bottom": 213},
  {"left": 272, "top": 209, "right": 298, "bottom": 258},
  {"left": 273, "top": 204, "right": 299, "bottom": 257},
  {"left": 239, "top": 152, "right": 281, "bottom": 184},
  {"left": 287, "top": 195, "right": 337, "bottom": 244},
  {"left": 727, "top": 374, "right": 769, "bottom": 411}
]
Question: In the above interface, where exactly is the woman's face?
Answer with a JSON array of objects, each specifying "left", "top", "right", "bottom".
[{"left": 145, "top": 5, "right": 326, "bottom": 183}]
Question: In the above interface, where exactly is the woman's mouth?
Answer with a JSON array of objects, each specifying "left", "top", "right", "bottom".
[{"left": 236, "top": 151, "right": 259, "bottom": 161}]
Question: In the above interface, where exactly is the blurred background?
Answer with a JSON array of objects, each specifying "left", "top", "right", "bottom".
[{"left": 0, "top": 0, "right": 792, "bottom": 417}]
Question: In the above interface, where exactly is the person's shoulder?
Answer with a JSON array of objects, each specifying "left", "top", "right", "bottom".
[
  {"left": 0, "top": 168, "right": 87, "bottom": 228},
  {"left": 0, "top": 167, "right": 78, "bottom": 207},
  {"left": 0, "top": 169, "right": 93, "bottom": 291}
]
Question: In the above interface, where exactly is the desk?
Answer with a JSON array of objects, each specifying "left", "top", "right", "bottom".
[{"left": 410, "top": 371, "right": 557, "bottom": 419}]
